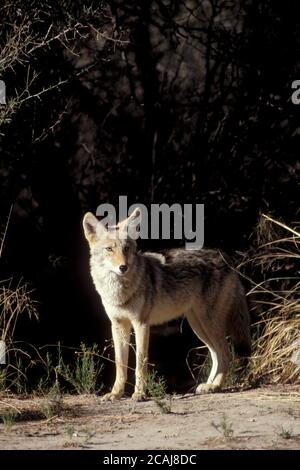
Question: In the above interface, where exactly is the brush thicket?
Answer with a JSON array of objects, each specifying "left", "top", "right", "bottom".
[{"left": 241, "top": 214, "right": 300, "bottom": 385}]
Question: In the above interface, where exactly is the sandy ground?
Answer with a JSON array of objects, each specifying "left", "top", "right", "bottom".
[{"left": 0, "top": 385, "right": 299, "bottom": 450}]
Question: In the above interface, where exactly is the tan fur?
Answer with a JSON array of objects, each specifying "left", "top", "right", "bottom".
[{"left": 83, "top": 209, "right": 251, "bottom": 401}]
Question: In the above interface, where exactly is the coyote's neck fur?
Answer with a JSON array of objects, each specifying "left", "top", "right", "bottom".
[{"left": 90, "top": 252, "right": 144, "bottom": 307}]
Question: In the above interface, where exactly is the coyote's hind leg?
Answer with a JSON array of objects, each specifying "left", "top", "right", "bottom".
[{"left": 186, "top": 309, "right": 230, "bottom": 393}]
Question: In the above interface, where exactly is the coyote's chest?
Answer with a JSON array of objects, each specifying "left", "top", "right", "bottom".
[
  {"left": 91, "top": 267, "right": 143, "bottom": 320},
  {"left": 92, "top": 269, "right": 128, "bottom": 303}
]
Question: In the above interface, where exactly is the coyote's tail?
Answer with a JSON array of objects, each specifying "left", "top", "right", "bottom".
[{"left": 230, "top": 281, "right": 251, "bottom": 360}]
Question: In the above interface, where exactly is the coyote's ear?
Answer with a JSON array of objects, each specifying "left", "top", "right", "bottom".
[
  {"left": 120, "top": 207, "right": 141, "bottom": 239},
  {"left": 82, "top": 212, "right": 106, "bottom": 243},
  {"left": 128, "top": 207, "right": 141, "bottom": 224}
]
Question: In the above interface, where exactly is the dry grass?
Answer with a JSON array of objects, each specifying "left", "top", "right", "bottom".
[
  {"left": 241, "top": 214, "right": 300, "bottom": 385},
  {"left": 0, "top": 282, "right": 39, "bottom": 342},
  {"left": 0, "top": 280, "right": 39, "bottom": 392},
  {"left": 0, "top": 206, "right": 39, "bottom": 347},
  {"left": 0, "top": 206, "right": 39, "bottom": 392}
]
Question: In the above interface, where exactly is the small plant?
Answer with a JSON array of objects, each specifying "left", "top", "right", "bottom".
[
  {"left": 127, "top": 401, "right": 137, "bottom": 414},
  {"left": 12, "top": 356, "right": 28, "bottom": 394},
  {"left": 66, "top": 424, "right": 76, "bottom": 439},
  {"left": 211, "top": 414, "right": 234, "bottom": 438},
  {"left": 57, "top": 343, "right": 103, "bottom": 394},
  {"left": 40, "top": 386, "right": 63, "bottom": 420},
  {"left": 37, "top": 351, "right": 54, "bottom": 393},
  {"left": 277, "top": 426, "right": 294, "bottom": 440},
  {"left": 145, "top": 370, "right": 172, "bottom": 414},
  {"left": 0, "top": 409, "right": 18, "bottom": 429}
]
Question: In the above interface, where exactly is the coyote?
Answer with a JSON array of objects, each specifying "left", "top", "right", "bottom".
[{"left": 83, "top": 209, "right": 251, "bottom": 401}]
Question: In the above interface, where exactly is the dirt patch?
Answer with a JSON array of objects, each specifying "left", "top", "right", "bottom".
[{"left": 0, "top": 385, "right": 299, "bottom": 450}]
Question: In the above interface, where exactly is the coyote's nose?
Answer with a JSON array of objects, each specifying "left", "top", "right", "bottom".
[{"left": 119, "top": 264, "right": 128, "bottom": 274}]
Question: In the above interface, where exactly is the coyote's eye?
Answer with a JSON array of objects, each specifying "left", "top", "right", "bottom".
[
  {"left": 123, "top": 246, "right": 130, "bottom": 253},
  {"left": 105, "top": 247, "right": 113, "bottom": 252}
]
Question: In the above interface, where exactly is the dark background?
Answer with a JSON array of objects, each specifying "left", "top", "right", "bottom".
[{"left": 0, "top": 0, "right": 299, "bottom": 391}]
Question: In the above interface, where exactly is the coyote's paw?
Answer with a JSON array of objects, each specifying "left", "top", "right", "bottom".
[
  {"left": 100, "top": 391, "right": 123, "bottom": 402},
  {"left": 131, "top": 392, "right": 146, "bottom": 402},
  {"left": 196, "top": 383, "right": 221, "bottom": 394}
]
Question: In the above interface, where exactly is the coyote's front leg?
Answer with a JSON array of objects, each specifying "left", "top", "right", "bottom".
[
  {"left": 132, "top": 321, "right": 150, "bottom": 401},
  {"left": 101, "top": 318, "right": 131, "bottom": 401}
]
